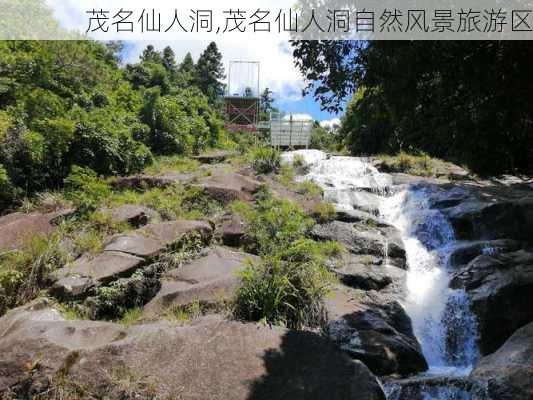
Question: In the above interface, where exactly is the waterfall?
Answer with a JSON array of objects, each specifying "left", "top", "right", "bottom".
[{"left": 282, "top": 150, "right": 480, "bottom": 398}]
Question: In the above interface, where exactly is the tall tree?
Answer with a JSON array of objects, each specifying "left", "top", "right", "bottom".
[
  {"left": 195, "top": 42, "right": 225, "bottom": 104},
  {"left": 162, "top": 46, "right": 177, "bottom": 73}
]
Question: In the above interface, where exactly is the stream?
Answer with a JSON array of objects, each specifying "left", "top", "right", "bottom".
[{"left": 282, "top": 150, "right": 482, "bottom": 399}]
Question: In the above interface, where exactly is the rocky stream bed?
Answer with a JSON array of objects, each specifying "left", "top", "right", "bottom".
[{"left": 0, "top": 150, "right": 532, "bottom": 399}]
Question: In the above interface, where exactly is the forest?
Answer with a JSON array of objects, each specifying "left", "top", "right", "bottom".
[{"left": 0, "top": 40, "right": 226, "bottom": 209}]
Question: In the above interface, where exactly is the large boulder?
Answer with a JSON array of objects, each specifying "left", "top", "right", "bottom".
[
  {"left": 326, "top": 287, "right": 427, "bottom": 377},
  {"left": 143, "top": 246, "right": 257, "bottom": 317},
  {"left": 312, "top": 221, "right": 406, "bottom": 269},
  {"left": 450, "top": 250, "right": 533, "bottom": 354},
  {"left": 197, "top": 171, "right": 261, "bottom": 204},
  {"left": 0, "top": 210, "right": 71, "bottom": 251},
  {"left": 470, "top": 321, "right": 533, "bottom": 400},
  {"left": 444, "top": 197, "right": 533, "bottom": 241},
  {"left": 216, "top": 214, "right": 246, "bottom": 247},
  {"left": 0, "top": 301, "right": 386, "bottom": 400}
]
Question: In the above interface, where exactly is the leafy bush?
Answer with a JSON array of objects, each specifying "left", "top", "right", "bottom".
[
  {"left": 234, "top": 239, "right": 340, "bottom": 329},
  {"left": 233, "top": 193, "right": 314, "bottom": 255},
  {"left": 148, "top": 88, "right": 222, "bottom": 155},
  {"left": 250, "top": 147, "right": 281, "bottom": 174},
  {"left": 64, "top": 166, "right": 111, "bottom": 213}
]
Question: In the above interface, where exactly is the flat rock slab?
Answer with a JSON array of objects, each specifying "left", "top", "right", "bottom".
[
  {"left": 140, "top": 220, "right": 213, "bottom": 246},
  {"left": 52, "top": 251, "right": 145, "bottom": 298},
  {"left": 104, "top": 220, "right": 213, "bottom": 258},
  {"left": 197, "top": 171, "right": 261, "bottom": 204},
  {"left": 111, "top": 172, "right": 194, "bottom": 191},
  {"left": 104, "top": 234, "right": 164, "bottom": 258},
  {"left": 143, "top": 246, "right": 257, "bottom": 316},
  {"left": 0, "top": 301, "right": 386, "bottom": 400},
  {"left": 192, "top": 150, "right": 238, "bottom": 164},
  {"left": 0, "top": 210, "right": 71, "bottom": 251},
  {"left": 98, "top": 204, "right": 159, "bottom": 227}
]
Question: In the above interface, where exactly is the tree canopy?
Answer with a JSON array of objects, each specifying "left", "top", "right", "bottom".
[
  {"left": 292, "top": 41, "right": 533, "bottom": 175},
  {"left": 0, "top": 40, "right": 226, "bottom": 209}
]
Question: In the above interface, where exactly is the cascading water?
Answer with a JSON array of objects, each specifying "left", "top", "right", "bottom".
[{"left": 282, "top": 150, "right": 480, "bottom": 399}]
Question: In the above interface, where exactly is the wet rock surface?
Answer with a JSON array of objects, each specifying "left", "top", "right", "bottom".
[
  {"left": 450, "top": 249, "right": 533, "bottom": 354},
  {"left": 470, "top": 321, "right": 533, "bottom": 400},
  {"left": 0, "top": 301, "right": 386, "bottom": 400},
  {"left": 312, "top": 221, "right": 406, "bottom": 269}
]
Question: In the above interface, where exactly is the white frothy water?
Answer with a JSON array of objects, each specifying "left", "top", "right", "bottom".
[{"left": 283, "top": 151, "right": 479, "bottom": 396}]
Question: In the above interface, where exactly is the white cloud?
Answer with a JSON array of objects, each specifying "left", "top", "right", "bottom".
[{"left": 320, "top": 118, "right": 341, "bottom": 132}]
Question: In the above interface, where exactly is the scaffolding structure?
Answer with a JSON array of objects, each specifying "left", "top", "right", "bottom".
[{"left": 224, "top": 61, "right": 260, "bottom": 131}]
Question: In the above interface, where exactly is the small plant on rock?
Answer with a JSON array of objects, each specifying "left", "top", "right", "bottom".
[
  {"left": 234, "top": 239, "right": 340, "bottom": 329},
  {"left": 250, "top": 147, "right": 281, "bottom": 174}
]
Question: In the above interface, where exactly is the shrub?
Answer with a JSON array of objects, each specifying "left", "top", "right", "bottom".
[
  {"left": 0, "top": 232, "right": 69, "bottom": 316},
  {"left": 234, "top": 239, "right": 340, "bottom": 329},
  {"left": 296, "top": 180, "right": 323, "bottom": 197},
  {"left": 312, "top": 201, "right": 337, "bottom": 224},
  {"left": 64, "top": 166, "right": 111, "bottom": 213},
  {"left": 379, "top": 151, "right": 435, "bottom": 177},
  {"left": 148, "top": 89, "right": 222, "bottom": 155},
  {"left": 250, "top": 147, "right": 281, "bottom": 174},
  {"left": 233, "top": 194, "right": 314, "bottom": 255}
]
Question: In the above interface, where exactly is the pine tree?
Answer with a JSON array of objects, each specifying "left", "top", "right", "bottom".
[
  {"left": 195, "top": 42, "right": 225, "bottom": 104},
  {"left": 179, "top": 52, "right": 194, "bottom": 74},
  {"left": 162, "top": 46, "right": 177, "bottom": 73},
  {"left": 141, "top": 45, "right": 161, "bottom": 64}
]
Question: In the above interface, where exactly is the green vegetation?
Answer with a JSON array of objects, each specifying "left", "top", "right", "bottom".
[
  {"left": 0, "top": 39, "right": 226, "bottom": 209},
  {"left": 232, "top": 189, "right": 342, "bottom": 329},
  {"left": 309, "top": 124, "right": 342, "bottom": 152},
  {"left": 295, "top": 181, "right": 323, "bottom": 197},
  {"left": 0, "top": 232, "right": 69, "bottom": 315},
  {"left": 233, "top": 192, "right": 314, "bottom": 256},
  {"left": 234, "top": 239, "right": 341, "bottom": 329},
  {"left": 250, "top": 147, "right": 281, "bottom": 174},
  {"left": 379, "top": 152, "right": 435, "bottom": 177},
  {"left": 293, "top": 41, "right": 533, "bottom": 175}
]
